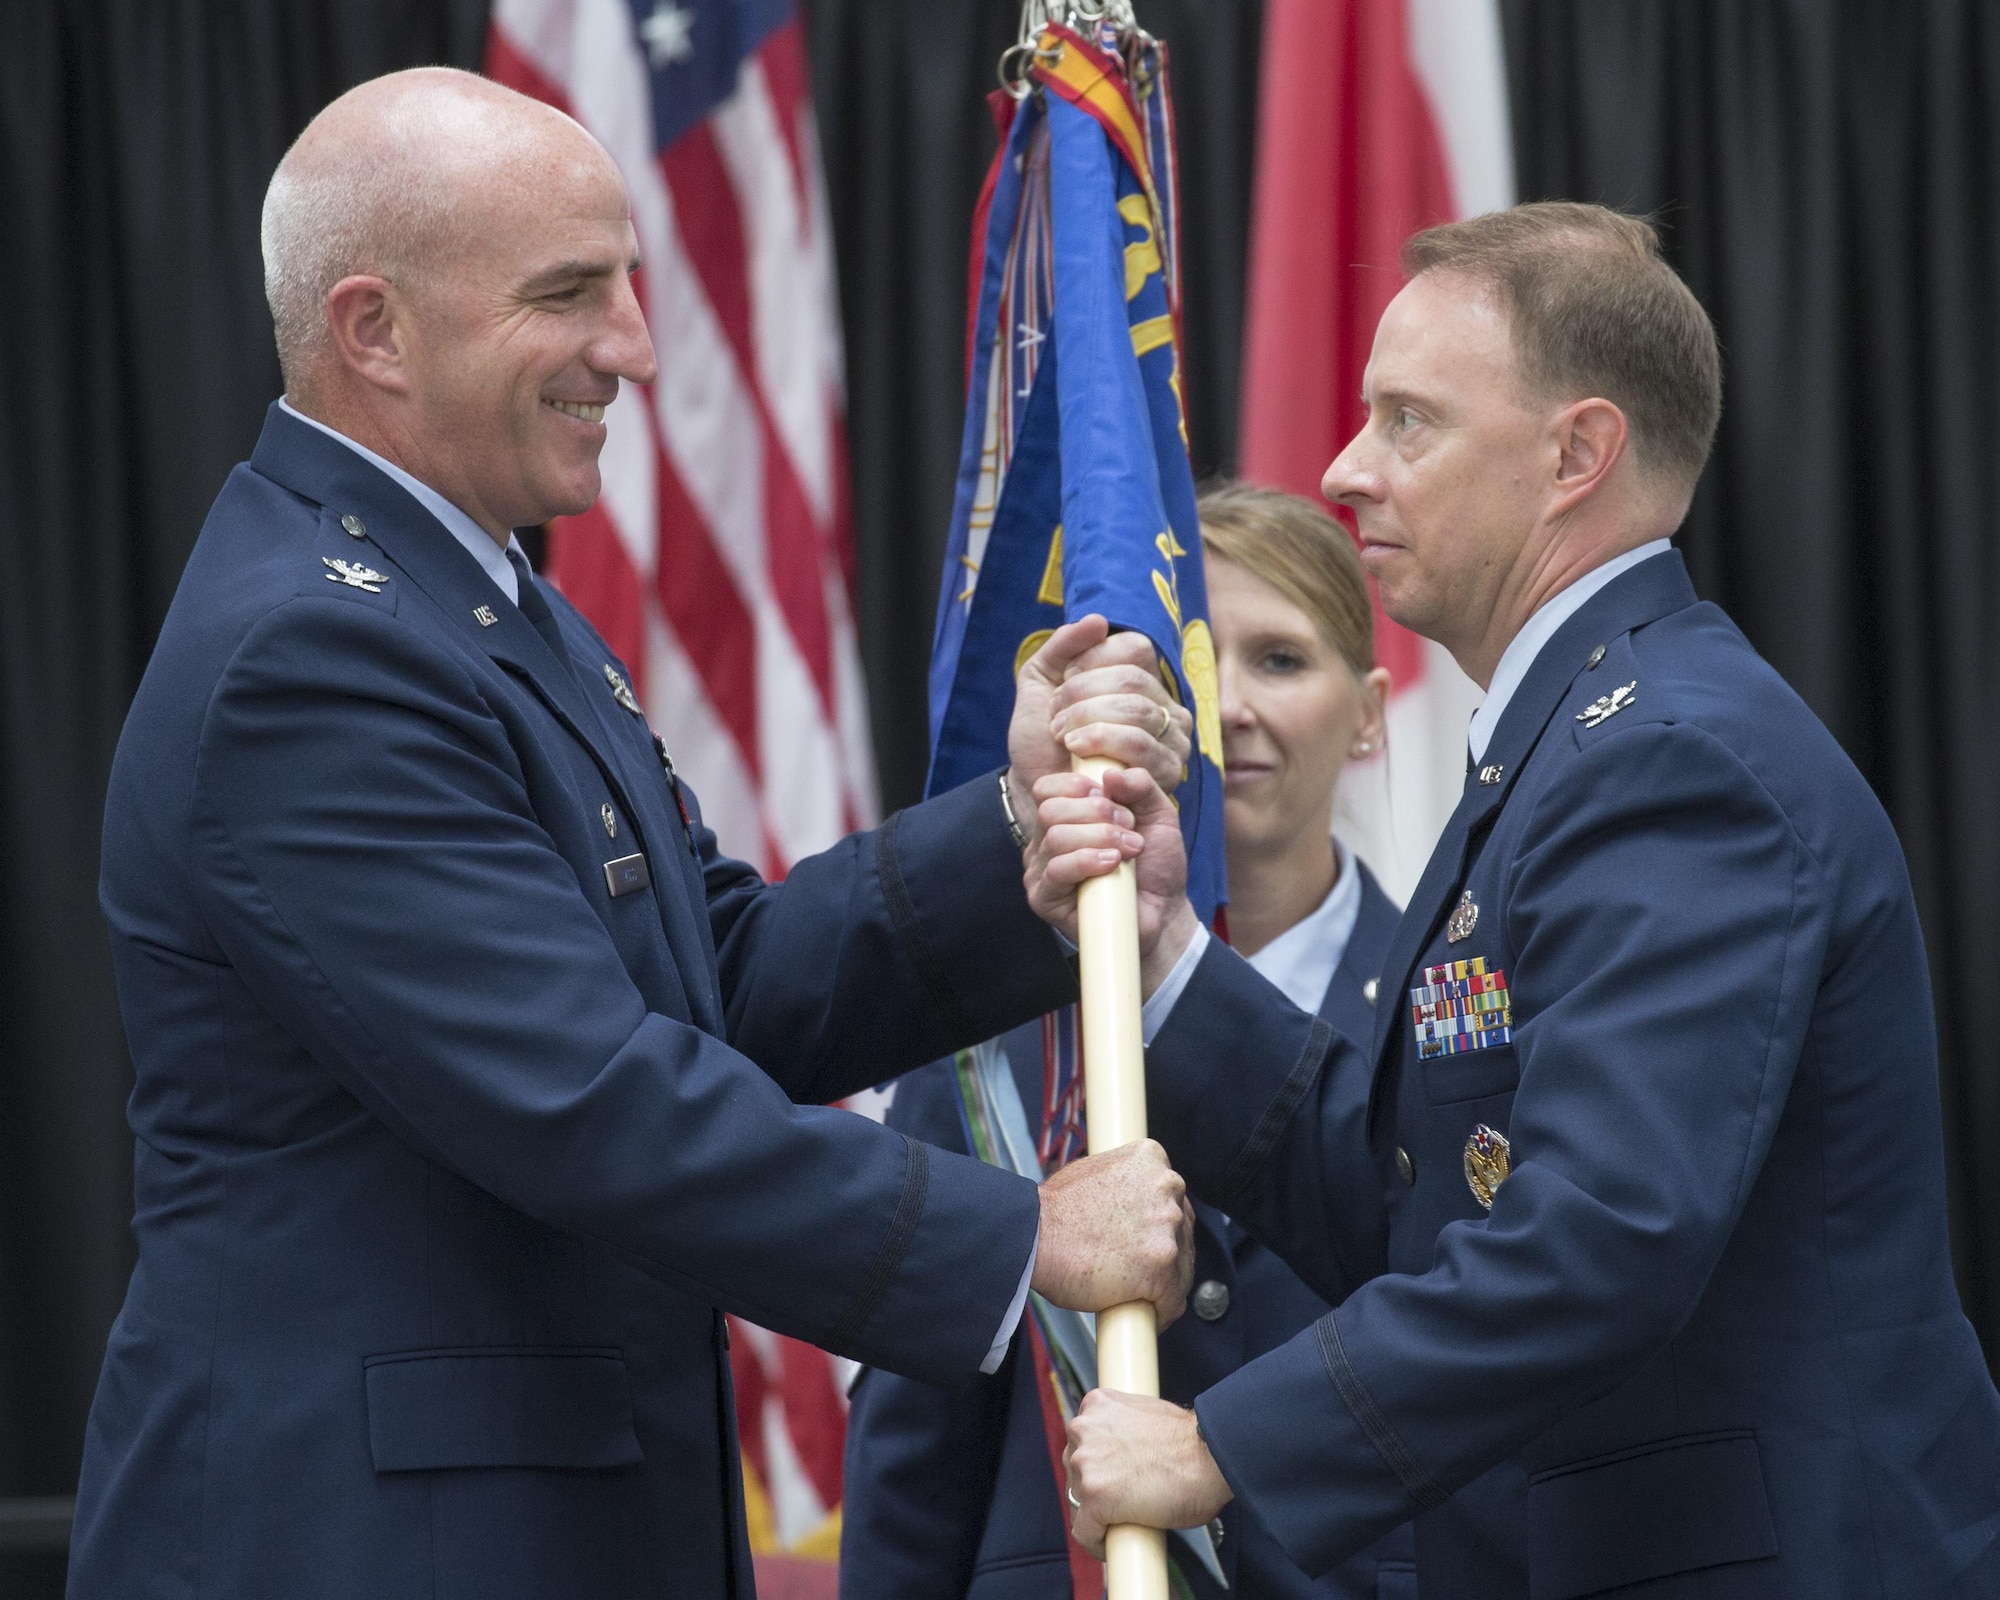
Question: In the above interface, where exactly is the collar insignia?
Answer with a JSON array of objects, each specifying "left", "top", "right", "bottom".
[
  {"left": 323, "top": 557, "right": 388, "bottom": 593},
  {"left": 1576, "top": 680, "right": 1637, "bottom": 728}
]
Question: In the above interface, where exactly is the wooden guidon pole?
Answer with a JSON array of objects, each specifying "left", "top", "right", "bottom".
[{"left": 1071, "top": 751, "right": 1170, "bottom": 1600}]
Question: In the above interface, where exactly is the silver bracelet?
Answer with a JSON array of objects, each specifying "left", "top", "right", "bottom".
[{"left": 998, "top": 767, "right": 1031, "bottom": 852}]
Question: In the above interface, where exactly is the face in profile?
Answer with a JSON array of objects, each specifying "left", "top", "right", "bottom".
[
  {"left": 1207, "top": 553, "right": 1386, "bottom": 866},
  {"left": 398, "top": 146, "right": 655, "bottom": 533},
  {"left": 1320, "top": 271, "right": 1548, "bottom": 652}
]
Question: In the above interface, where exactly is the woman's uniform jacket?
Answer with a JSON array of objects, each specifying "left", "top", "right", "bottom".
[
  {"left": 842, "top": 861, "right": 1419, "bottom": 1600},
  {"left": 75, "top": 402, "right": 1075, "bottom": 1599}
]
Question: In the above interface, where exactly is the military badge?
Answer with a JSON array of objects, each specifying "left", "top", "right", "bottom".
[
  {"left": 603, "top": 664, "right": 644, "bottom": 716},
  {"left": 1463, "top": 1124, "right": 1512, "bottom": 1210},
  {"left": 322, "top": 557, "right": 388, "bottom": 593},
  {"left": 1446, "top": 890, "right": 1479, "bottom": 943},
  {"left": 1576, "top": 680, "right": 1637, "bottom": 728},
  {"left": 1409, "top": 957, "right": 1513, "bottom": 1060}
]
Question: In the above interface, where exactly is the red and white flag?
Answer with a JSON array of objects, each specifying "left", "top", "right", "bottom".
[
  {"left": 1238, "top": 0, "right": 1514, "bottom": 900},
  {"left": 487, "top": 0, "right": 872, "bottom": 1566}
]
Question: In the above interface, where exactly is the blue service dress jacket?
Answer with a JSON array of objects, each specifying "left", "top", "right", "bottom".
[
  {"left": 75, "top": 402, "right": 1078, "bottom": 1600},
  {"left": 841, "top": 863, "right": 1419, "bottom": 1600},
  {"left": 1141, "top": 552, "right": 2000, "bottom": 1600}
]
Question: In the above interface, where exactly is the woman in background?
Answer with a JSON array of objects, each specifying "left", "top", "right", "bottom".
[{"left": 841, "top": 483, "right": 1416, "bottom": 1600}]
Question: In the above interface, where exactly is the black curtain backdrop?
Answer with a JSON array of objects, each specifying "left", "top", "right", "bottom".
[{"left": 2, "top": 3, "right": 1997, "bottom": 1592}]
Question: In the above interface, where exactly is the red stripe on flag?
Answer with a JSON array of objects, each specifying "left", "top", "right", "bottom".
[
  {"left": 654, "top": 433, "right": 762, "bottom": 783},
  {"left": 1238, "top": 0, "right": 1455, "bottom": 688},
  {"left": 659, "top": 130, "right": 837, "bottom": 715},
  {"left": 774, "top": 1334, "right": 845, "bottom": 1511}
]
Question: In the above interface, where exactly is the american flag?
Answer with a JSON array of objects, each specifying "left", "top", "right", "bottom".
[{"left": 487, "top": 0, "right": 872, "bottom": 1565}]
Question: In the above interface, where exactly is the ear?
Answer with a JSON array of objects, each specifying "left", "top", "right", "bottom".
[
  {"left": 1549, "top": 397, "right": 1629, "bottom": 517},
  {"left": 1350, "top": 665, "right": 1392, "bottom": 759},
  {"left": 323, "top": 274, "right": 412, "bottom": 394}
]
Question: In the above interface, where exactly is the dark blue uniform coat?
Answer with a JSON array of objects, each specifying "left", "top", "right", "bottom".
[
  {"left": 1144, "top": 553, "right": 2000, "bottom": 1599},
  {"left": 76, "top": 404, "right": 1076, "bottom": 1599},
  {"left": 842, "top": 864, "right": 1418, "bottom": 1599}
]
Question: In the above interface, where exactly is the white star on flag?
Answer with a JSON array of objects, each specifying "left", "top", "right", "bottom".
[{"left": 639, "top": 0, "right": 695, "bottom": 67}]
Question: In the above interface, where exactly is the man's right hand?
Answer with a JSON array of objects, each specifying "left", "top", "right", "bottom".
[
  {"left": 1032, "top": 1139, "right": 1196, "bottom": 1328},
  {"left": 1025, "top": 764, "right": 1199, "bottom": 998}
]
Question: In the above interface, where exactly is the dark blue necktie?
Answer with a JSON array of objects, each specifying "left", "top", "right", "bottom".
[{"left": 505, "top": 547, "right": 569, "bottom": 665}]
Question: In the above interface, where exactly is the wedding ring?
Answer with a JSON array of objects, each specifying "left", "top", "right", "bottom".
[
  {"left": 1067, "top": 1485, "right": 1082, "bottom": 1511},
  {"left": 1155, "top": 702, "right": 1172, "bottom": 740}
]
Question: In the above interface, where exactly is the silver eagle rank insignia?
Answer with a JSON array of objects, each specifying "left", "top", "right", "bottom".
[
  {"left": 1576, "top": 680, "right": 1637, "bottom": 729},
  {"left": 323, "top": 557, "right": 389, "bottom": 593}
]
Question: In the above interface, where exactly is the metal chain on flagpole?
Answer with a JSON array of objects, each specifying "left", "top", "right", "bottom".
[{"left": 1000, "top": 0, "right": 1149, "bottom": 96}]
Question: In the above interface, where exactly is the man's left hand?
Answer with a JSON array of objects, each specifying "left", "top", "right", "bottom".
[
  {"left": 1005, "top": 615, "right": 1192, "bottom": 850},
  {"left": 1063, "top": 1389, "right": 1233, "bottom": 1557}
]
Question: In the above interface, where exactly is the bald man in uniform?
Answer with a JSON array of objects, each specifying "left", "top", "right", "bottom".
[{"left": 76, "top": 68, "right": 1197, "bottom": 1600}]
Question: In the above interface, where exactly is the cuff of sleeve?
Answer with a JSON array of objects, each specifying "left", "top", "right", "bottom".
[
  {"left": 1142, "top": 921, "right": 1210, "bottom": 1046},
  {"left": 982, "top": 1225, "right": 1037, "bottom": 1373}
]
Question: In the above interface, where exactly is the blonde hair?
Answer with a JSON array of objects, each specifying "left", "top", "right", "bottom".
[{"left": 1196, "top": 481, "right": 1374, "bottom": 678}]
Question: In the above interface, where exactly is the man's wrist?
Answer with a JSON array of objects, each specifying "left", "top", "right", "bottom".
[
  {"left": 999, "top": 766, "right": 1035, "bottom": 853},
  {"left": 1140, "top": 900, "right": 1200, "bottom": 999}
]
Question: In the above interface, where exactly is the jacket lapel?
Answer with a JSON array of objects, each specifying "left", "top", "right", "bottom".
[
  {"left": 1367, "top": 551, "right": 1702, "bottom": 1073},
  {"left": 250, "top": 408, "right": 626, "bottom": 776},
  {"left": 1316, "top": 859, "right": 1399, "bottom": 1047}
]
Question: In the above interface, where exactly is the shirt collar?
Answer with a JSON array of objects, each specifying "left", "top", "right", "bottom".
[
  {"left": 1244, "top": 836, "right": 1364, "bottom": 1015},
  {"left": 278, "top": 398, "right": 523, "bottom": 603},
  {"left": 1467, "top": 539, "right": 1673, "bottom": 763}
]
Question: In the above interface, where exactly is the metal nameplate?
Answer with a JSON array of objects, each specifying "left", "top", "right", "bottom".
[{"left": 603, "top": 852, "right": 651, "bottom": 899}]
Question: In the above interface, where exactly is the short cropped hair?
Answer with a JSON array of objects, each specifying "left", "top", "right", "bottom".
[
  {"left": 1197, "top": 481, "right": 1374, "bottom": 678},
  {"left": 1402, "top": 202, "right": 1722, "bottom": 489}
]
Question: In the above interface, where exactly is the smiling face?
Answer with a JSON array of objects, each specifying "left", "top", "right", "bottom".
[
  {"left": 1208, "top": 553, "right": 1386, "bottom": 866},
  {"left": 395, "top": 145, "right": 655, "bottom": 535},
  {"left": 1321, "top": 271, "right": 1550, "bottom": 675}
]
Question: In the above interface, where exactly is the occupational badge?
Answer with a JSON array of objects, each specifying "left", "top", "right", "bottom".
[
  {"left": 322, "top": 557, "right": 388, "bottom": 593},
  {"left": 1463, "top": 1124, "right": 1511, "bottom": 1210},
  {"left": 1576, "top": 680, "right": 1637, "bottom": 728},
  {"left": 603, "top": 663, "right": 644, "bottom": 716},
  {"left": 1409, "top": 957, "right": 1514, "bottom": 1059},
  {"left": 1445, "top": 890, "right": 1479, "bottom": 943}
]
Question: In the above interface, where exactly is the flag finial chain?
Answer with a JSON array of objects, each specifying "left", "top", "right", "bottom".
[{"left": 1000, "top": 1, "right": 1146, "bottom": 97}]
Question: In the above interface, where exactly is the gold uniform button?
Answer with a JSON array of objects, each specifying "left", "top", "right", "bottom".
[
  {"left": 1394, "top": 1146, "right": 1416, "bottom": 1185},
  {"left": 1192, "top": 1280, "right": 1230, "bottom": 1322}
]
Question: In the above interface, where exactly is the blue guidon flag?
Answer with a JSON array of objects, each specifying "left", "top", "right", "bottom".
[{"left": 927, "top": 22, "right": 1227, "bottom": 926}]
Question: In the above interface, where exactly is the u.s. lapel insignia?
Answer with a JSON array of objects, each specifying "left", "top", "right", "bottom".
[
  {"left": 1463, "top": 1124, "right": 1512, "bottom": 1210},
  {"left": 1576, "top": 681, "right": 1637, "bottom": 728},
  {"left": 603, "top": 664, "right": 644, "bottom": 716},
  {"left": 323, "top": 556, "right": 388, "bottom": 593},
  {"left": 1445, "top": 890, "right": 1479, "bottom": 943},
  {"left": 473, "top": 605, "right": 499, "bottom": 627}
]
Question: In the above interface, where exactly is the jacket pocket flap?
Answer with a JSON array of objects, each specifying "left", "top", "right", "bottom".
[
  {"left": 1527, "top": 1431, "right": 1776, "bottom": 1599},
  {"left": 363, "top": 1347, "right": 643, "bottom": 1472}
]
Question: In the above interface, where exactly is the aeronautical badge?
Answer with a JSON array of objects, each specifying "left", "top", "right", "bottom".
[
  {"left": 603, "top": 663, "right": 644, "bottom": 716},
  {"left": 322, "top": 556, "right": 388, "bottom": 593},
  {"left": 1463, "top": 1124, "right": 1512, "bottom": 1210},
  {"left": 1576, "top": 680, "right": 1637, "bottom": 728},
  {"left": 1446, "top": 890, "right": 1479, "bottom": 943}
]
